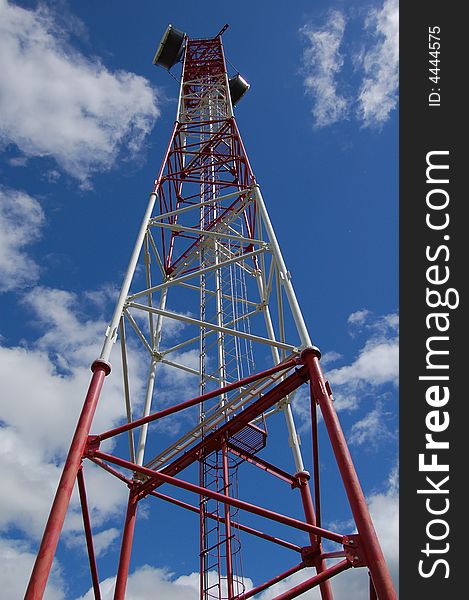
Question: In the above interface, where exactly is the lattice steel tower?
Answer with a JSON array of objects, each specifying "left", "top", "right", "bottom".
[{"left": 25, "top": 26, "right": 397, "bottom": 600}]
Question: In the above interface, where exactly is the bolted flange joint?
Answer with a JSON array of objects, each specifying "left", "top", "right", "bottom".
[
  {"left": 91, "top": 359, "right": 112, "bottom": 376},
  {"left": 343, "top": 534, "right": 367, "bottom": 568},
  {"left": 300, "top": 346, "right": 322, "bottom": 362},
  {"left": 300, "top": 545, "right": 320, "bottom": 567},
  {"left": 291, "top": 469, "right": 310, "bottom": 489},
  {"left": 85, "top": 435, "right": 101, "bottom": 456}
]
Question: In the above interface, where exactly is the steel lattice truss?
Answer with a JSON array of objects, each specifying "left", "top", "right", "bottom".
[{"left": 25, "top": 30, "right": 397, "bottom": 600}]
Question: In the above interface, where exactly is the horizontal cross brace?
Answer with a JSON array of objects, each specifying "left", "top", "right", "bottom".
[
  {"left": 227, "top": 445, "right": 297, "bottom": 486},
  {"left": 149, "top": 188, "right": 252, "bottom": 223},
  {"left": 127, "top": 303, "right": 296, "bottom": 352},
  {"left": 151, "top": 221, "right": 264, "bottom": 247},
  {"left": 127, "top": 246, "right": 266, "bottom": 301}
]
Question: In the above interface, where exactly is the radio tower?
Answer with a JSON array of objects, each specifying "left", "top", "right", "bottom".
[{"left": 25, "top": 26, "right": 397, "bottom": 600}]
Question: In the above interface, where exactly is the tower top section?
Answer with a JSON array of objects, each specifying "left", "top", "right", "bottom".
[{"left": 153, "top": 24, "right": 250, "bottom": 112}]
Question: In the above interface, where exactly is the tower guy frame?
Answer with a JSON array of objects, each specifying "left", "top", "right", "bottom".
[{"left": 25, "top": 26, "right": 397, "bottom": 600}]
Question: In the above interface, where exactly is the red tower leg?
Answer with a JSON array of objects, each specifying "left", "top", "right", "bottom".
[
  {"left": 113, "top": 490, "right": 139, "bottom": 600},
  {"left": 296, "top": 473, "right": 334, "bottom": 600},
  {"left": 302, "top": 348, "right": 397, "bottom": 600},
  {"left": 25, "top": 360, "right": 110, "bottom": 600}
]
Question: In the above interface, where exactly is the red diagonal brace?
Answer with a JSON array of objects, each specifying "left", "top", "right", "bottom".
[
  {"left": 236, "top": 562, "right": 306, "bottom": 600},
  {"left": 148, "top": 489, "right": 302, "bottom": 553},
  {"left": 91, "top": 450, "right": 344, "bottom": 545},
  {"left": 138, "top": 365, "right": 309, "bottom": 497},
  {"left": 98, "top": 357, "right": 298, "bottom": 443},
  {"left": 77, "top": 467, "right": 101, "bottom": 600},
  {"left": 273, "top": 559, "right": 352, "bottom": 600},
  {"left": 227, "top": 445, "right": 297, "bottom": 486}
]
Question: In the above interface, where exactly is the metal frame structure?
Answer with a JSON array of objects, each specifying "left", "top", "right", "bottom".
[{"left": 25, "top": 28, "right": 397, "bottom": 600}]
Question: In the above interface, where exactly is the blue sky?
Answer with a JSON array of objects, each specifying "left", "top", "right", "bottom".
[{"left": 0, "top": 0, "right": 398, "bottom": 598}]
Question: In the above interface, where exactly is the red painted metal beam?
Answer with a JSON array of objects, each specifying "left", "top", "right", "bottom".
[
  {"left": 113, "top": 490, "right": 138, "bottom": 600},
  {"left": 235, "top": 562, "right": 306, "bottom": 600},
  {"left": 88, "top": 456, "right": 133, "bottom": 486},
  {"left": 296, "top": 472, "right": 334, "bottom": 600},
  {"left": 310, "top": 382, "right": 322, "bottom": 529},
  {"left": 148, "top": 489, "right": 302, "bottom": 553},
  {"left": 321, "top": 551, "right": 347, "bottom": 560},
  {"left": 25, "top": 360, "right": 111, "bottom": 600},
  {"left": 98, "top": 357, "right": 298, "bottom": 443},
  {"left": 227, "top": 445, "right": 297, "bottom": 486},
  {"left": 302, "top": 348, "right": 397, "bottom": 600},
  {"left": 137, "top": 366, "right": 309, "bottom": 497},
  {"left": 91, "top": 450, "right": 344, "bottom": 545},
  {"left": 77, "top": 467, "right": 101, "bottom": 600},
  {"left": 272, "top": 559, "right": 352, "bottom": 600}
]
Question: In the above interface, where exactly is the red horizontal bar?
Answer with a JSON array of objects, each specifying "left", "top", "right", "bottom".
[
  {"left": 91, "top": 451, "right": 344, "bottom": 545},
  {"left": 272, "top": 559, "right": 352, "bottom": 600},
  {"left": 236, "top": 562, "right": 305, "bottom": 600},
  {"left": 98, "top": 358, "right": 298, "bottom": 442},
  {"left": 321, "top": 551, "right": 347, "bottom": 560}
]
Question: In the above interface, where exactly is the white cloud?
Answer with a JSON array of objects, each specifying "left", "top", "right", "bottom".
[
  {"left": 0, "top": 0, "right": 159, "bottom": 183},
  {"left": 326, "top": 311, "right": 398, "bottom": 411},
  {"left": 7, "top": 155, "right": 28, "bottom": 167},
  {"left": 91, "top": 527, "right": 120, "bottom": 557},
  {"left": 0, "top": 346, "right": 130, "bottom": 538},
  {"left": 0, "top": 285, "right": 148, "bottom": 539},
  {"left": 22, "top": 286, "right": 104, "bottom": 374},
  {"left": 83, "top": 284, "right": 120, "bottom": 310},
  {"left": 300, "top": 0, "right": 398, "bottom": 129},
  {"left": 368, "top": 467, "right": 399, "bottom": 589},
  {"left": 292, "top": 311, "right": 398, "bottom": 422},
  {"left": 300, "top": 11, "right": 348, "bottom": 127},
  {"left": 347, "top": 309, "right": 371, "bottom": 326},
  {"left": 358, "top": 0, "right": 399, "bottom": 127},
  {"left": 349, "top": 402, "right": 394, "bottom": 447},
  {"left": 0, "top": 426, "right": 65, "bottom": 537},
  {"left": 65, "top": 527, "right": 120, "bottom": 558},
  {"left": 0, "top": 186, "right": 44, "bottom": 292},
  {"left": 0, "top": 537, "right": 65, "bottom": 600},
  {"left": 77, "top": 567, "right": 253, "bottom": 600},
  {"left": 329, "top": 336, "right": 398, "bottom": 389},
  {"left": 45, "top": 169, "right": 62, "bottom": 184},
  {"left": 321, "top": 350, "right": 343, "bottom": 367}
]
